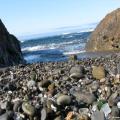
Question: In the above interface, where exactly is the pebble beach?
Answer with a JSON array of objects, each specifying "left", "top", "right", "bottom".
[{"left": 0, "top": 53, "right": 120, "bottom": 120}]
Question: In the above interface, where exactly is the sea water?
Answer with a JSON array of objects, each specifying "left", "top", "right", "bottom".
[{"left": 21, "top": 32, "right": 91, "bottom": 63}]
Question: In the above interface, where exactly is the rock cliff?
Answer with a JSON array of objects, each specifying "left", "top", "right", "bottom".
[
  {"left": 0, "top": 19, "right": 25, "bottom": 67},
  {"left": 86, "top": 8, "right": 120, "bottom": 51}
]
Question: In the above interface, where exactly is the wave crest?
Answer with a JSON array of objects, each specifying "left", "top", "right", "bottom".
[{"left": 22, "top": 40, "right": 85, "bottom": 52}]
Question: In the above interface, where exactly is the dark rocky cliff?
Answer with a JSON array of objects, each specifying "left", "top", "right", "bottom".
[
  {"left": 0, "top": 19, "right": 25, "bottom": 67},
  {"left": 86, "top": 8, "right": 120, "bottom": 51}
]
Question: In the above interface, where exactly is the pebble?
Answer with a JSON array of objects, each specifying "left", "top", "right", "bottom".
[
  {"left": 91, "top": 111, "right": 106, "bottom": 120},
  {"left": 117, "top": 102, "right": 120, "bottom": 108},
  {"left": 22, "top": 102, "right": 35, "bottom": 116},
  {"left": 100, "top": 78, "right": 106, "bottom": 83},
  {"left": 41, "top": 108, "right": 47, "bottom": 120},
  {"left": 0, "top": 102, "right": 7, "bottom": 109},
  {"left": 74, "top": 92, "right": 96, "bottom": 105},
  {"left": 70, "top": 66, "right": 84, "bottom": 79},
  {"left": 27, "top": 80, "right": 36, "bottom": 88},
  {"left": 56, "top": 94, "right": 71, "bottom": 105}
]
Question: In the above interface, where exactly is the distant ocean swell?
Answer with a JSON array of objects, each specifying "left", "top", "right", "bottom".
[{"left": 21, "top": 32, "right": 91, "bottom": 63}]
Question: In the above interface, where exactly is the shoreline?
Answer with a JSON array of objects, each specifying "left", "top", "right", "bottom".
[
  {"left": 23, "top": 51, "right": 120, "bottom": 64},
  {"left": 78, "top": 51, "right": 120, "bottom": 59}
]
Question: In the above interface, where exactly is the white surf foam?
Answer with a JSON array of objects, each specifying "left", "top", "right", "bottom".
[
  {"left": 22, "top": 45, "right": 47, "bottom": 52},
  {"left": 63, "top": 50, "right": 85, "bottom": 55},
  {"left": 22, "top": 40, "right": 84, "bottom": 52}
]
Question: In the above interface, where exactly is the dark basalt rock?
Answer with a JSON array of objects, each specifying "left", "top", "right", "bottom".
[
  {"left": 86, "top": 8, "right": 120, "bottom": 52},
  {"left": 0, "top": 19, "right": 25, "bottom": 67}
]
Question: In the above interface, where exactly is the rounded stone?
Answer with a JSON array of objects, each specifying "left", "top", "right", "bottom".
[
  {"left": 70, "top": 66, "right": 84, "bottom": 79},
  {"left": 22, "top": 102, "right": 35, "bottom": 116},
  {"left": 74, "top": 92, "right": 96, "bottom": 105},
  {"left": 92, "top": 66, "right": 106, "bottom": 80},
  {"left": 117, "top": 102, "right": 120, "bottom": 109},
  {"left": 100, "top": 78, "right": 106, "bottom": 83},
  {"left": 27, "top": 80, "right": 36, "bottom": 88},
  {"left": 56, "top": 95, "right": 71, "bottom": 105},
  {"left": 79, "top": 108, "right": 90, "bottom": 115},
  {"left": 0, "top": 102, "right": 7, "bottom": 109},
  {"left": 41, "top": 108, "right": 47, "bottom": 120}
]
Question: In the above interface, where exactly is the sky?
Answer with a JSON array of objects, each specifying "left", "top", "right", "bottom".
[{"left": 0, "top": 0, "right": 120, "bottom": 37}]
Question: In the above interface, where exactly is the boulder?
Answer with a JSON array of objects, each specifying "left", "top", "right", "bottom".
[
  {"left": 92, "top": 66, "right": 106, "bottom": 80},
  {"left": 86, "top": 8, "right": 120, "bottom": 51},
  {"left": 0, "top": 19, "right": 25, "bottom": 67}
]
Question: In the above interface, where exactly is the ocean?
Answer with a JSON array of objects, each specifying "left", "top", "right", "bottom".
[{"left": 21, "top": 31, "right": 92, "bottom": 63}]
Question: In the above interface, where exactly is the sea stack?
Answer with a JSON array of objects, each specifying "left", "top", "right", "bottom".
[
  {"left": 0, "top": 19, "right": 25, "bottom": 67},
  {"left": 86, "top": 8, "right": 120, "bottom": 51}
]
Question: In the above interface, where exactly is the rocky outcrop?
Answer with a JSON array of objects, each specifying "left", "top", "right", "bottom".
[
  {"left": 0, "top": 19, "right": 25, "bottom": 67},
  {"left": 86, "top": 8, "right": 120, "bottom": 51}
]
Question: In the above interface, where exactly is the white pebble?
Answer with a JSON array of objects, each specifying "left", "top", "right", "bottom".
[
  {"left": 98, "top": 89, "right": 102, "bottom": 93},
  {"left": 51, "top": 104, "right": 57, "bottom": 112},
  {"left": 105, "top": 87, "right": 108, "bottom": 91},
  {"left": 117, "top": 102, "right": 120, "bottom": 108},
  {"left": 8, "top": 91, "right": 12, "bottom": 94}
]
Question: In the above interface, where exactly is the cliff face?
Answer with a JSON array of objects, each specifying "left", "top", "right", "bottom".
[
  {"left": 0, "top": 19, "right": 25, "bottom": 67},
  {"left": 86, "top": 8, "right": 120, "bottom": 51}
]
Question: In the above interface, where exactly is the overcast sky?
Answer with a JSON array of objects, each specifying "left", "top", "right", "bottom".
[{"left": 0, "top": 0, "right": 120, "bottom": 37}]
